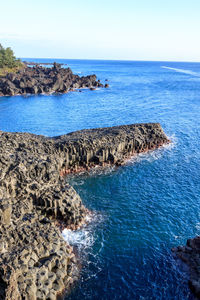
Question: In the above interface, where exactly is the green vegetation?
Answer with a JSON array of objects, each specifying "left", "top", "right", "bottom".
[{"left": 0, "top": 43, "right": 24, "bottom": 76}]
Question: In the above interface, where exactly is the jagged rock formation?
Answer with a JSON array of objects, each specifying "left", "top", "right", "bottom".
[
  {"left": 172, "top": 237, "right": 200, "bottom": 298},
  {"left": 0, "top": 62, "right": 105, "bottom": 96},
  {"left": 0, "top": 123, "right": 169, "bottom": 299}
]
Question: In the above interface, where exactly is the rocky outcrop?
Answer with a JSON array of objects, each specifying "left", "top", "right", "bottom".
[
  {"left": 0, "top": 62, "right": 105, "bottom": 96},
  {"left": 172, "top": 237, "right": 200, "bottom": 298},
  {"left": 0, "top": 123, "right": 169, "bottom": 299},
  {"left": 55, "top": 123, "right": 169, "bottom": 174}
]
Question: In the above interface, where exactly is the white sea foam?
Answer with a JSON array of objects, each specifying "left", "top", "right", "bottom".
[
  {"left": 128, "top": 134, "right": 177, "bottom": 165},
  {"left": 69, "top": 165, "right": 116, "bottom": 181},
  {"left": 128, "top": 150, "right": 161, "bottom": 165},
  {"left": 195, "top": 222, "right": 200, "bottom": 231},
  {"left": 62, "top": 212, "right": 103, "bottom": 250},
  {"left": 161, "top": 66, "right": 200, "bottom": 78},
  {"left": 62, "top": 227, "right": 94, "bottom": 249},
  {"left": 173, "top": 235, "right": 182, "bottom": 240},
  {"left": 62, "top": 212, "right": 105, "bottom": 282},
  {"left": 89, "top": 165, "right": 116, "bottom": 176}
]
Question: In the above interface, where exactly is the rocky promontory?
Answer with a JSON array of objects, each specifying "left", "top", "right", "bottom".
[
  {"left": 0, "top": 123, "right": 169, "bottom": 299},
  {"left": 0, "top": 62, "right": 106, "bottom": 97}
]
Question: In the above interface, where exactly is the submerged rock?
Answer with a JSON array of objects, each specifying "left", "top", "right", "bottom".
[
  {"left": 0, "top": 123, "right": 169, "bottom": 299},
  {"left": 0, "top": 62, "right": 105, "bottom": 97}
]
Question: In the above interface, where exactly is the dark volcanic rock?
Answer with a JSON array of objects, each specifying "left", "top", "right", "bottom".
[
  {"left": 0, "top": 63, "right": 104, "bottom": 97},
  {"left": 55, "top": 123, "right": 170, "bottom": 174},
  {"left": 172, "top": 237, "right": 200, "bottom": 298},
  {"left": 0, "top": 123, "right": 169, "bottom": 299}
]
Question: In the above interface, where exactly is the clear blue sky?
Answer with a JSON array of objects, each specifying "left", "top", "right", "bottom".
[{"left": 1, "top": 0, "right": 200, "bottom": 61}]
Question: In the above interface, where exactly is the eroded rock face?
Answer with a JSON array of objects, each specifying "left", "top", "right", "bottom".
[
  {"left": 0, "top": 123, "right": 169, "bottom": 299},
  {"left": 0, "top": 63, "right": 105, "bottom": 97},
  {"left": 172, "top": 237, "right": 200, "bottom": 298},
  {"left": 0, "top": 133, "right": 85, "bottom": 299},
  {"left": 55, "top": 123, "right": 170, "bottom": 174}
]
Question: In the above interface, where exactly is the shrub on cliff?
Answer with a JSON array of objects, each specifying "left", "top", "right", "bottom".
[{"left": 0, "top": 43, "right": 22, "bottom": 69}]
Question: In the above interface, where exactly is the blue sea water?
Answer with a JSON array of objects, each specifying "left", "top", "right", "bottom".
[{"left": 1, "top": 59, "right": 200, "bottom": 299}]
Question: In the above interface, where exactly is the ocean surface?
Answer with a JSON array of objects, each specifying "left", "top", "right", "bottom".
[{"left": 1, "top": 59, "right": 200, "bottom": 299}]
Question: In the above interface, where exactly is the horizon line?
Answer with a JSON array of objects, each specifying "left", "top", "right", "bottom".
[{"left": 20, "top": 57, "right": 200, "bottom": 64}]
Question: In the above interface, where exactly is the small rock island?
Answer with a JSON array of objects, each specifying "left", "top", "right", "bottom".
[
  {"left": 0, "top": 123, "right": 169, "bottom": 299},
  {"left": 0, "top": 62, "right": 106, "bottom": 97}
]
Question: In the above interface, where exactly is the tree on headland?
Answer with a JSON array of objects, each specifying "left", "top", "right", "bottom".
[{"left": 0, "top": 43, "right": 22, "bottom": 69}]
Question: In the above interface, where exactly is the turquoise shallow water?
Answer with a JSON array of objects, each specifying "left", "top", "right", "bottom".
[{"left": 1, "top": 59, "right": 200, "bottom": 299}]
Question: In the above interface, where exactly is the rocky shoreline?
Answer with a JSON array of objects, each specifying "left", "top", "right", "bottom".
[
  {"left": 172, "top": 237, "right": 200, "bottom": 298},
  {"left": 0, "top": 123, "right": 169, "bottom": 299},
  {"left": 0, "top": 62, "right": 108, "bottom": 97}
]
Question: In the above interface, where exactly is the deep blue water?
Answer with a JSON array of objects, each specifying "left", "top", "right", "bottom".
[{"left": 1, "top": 59, "right": 200, "bottom": 299}]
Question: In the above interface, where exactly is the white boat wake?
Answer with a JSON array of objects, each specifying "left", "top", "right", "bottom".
[{"left": 161, "top": 66, "right": 200, "bottom": 78}]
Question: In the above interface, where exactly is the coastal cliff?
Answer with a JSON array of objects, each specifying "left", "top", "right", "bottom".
[
  {"left": 0, "top": 123, "right": 169, "bottom": 299},
  {"left": 0, "top": 62, "right": 106, "bottom": 97}
]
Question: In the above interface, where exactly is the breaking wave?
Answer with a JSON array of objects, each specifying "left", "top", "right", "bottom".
[{"left": 62, "top": 212, "right": 104, "bottom": 251}]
